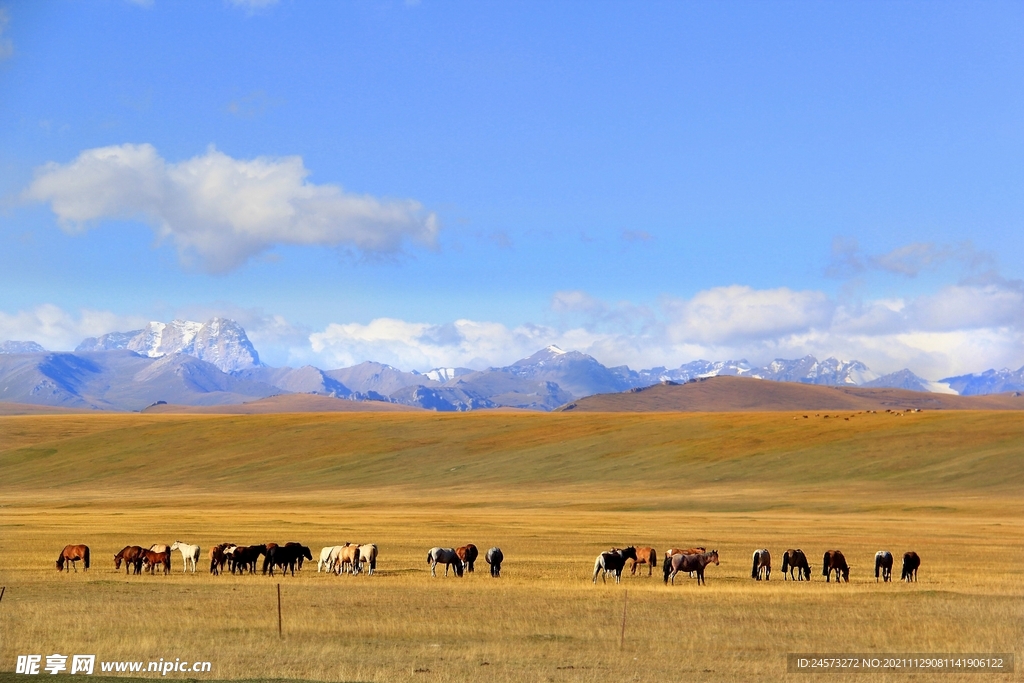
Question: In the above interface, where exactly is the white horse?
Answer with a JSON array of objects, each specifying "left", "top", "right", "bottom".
[
  {"left": 427, "top": 547, "right": 463, "bottom": 577},
  {"left": 171, "top": 541, "right": 201, "bottom": 573},
  {"left": 357, "top": 544, "right": 378, "bottom": 575},
  {"left": 318, "top": 545, "right": 343, "bottom": 573}
]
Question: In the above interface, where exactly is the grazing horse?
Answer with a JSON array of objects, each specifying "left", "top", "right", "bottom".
[
  {"left": 456, "top": 544, "right": 479, "bottom": 573},
  {"left": 822, "top": 550, "right": 850, "bottom": 583},
  {"left": 56, "top": 545, "right": 90, "bottom": 572},
  {"left": 335, "top": 544, "right": 362, "bottom": 575},
  {"left": 114, "top": 546, "right": 145, "bottom": 575},
  {"left": 265, "top": 544, "right": 312, "bottom": 577},
  {"left": 592, "top": 547, "right": 638, "bottom": 584},
  {"left": 663, "top": 550, "right": 719, "bottom": 586},
  {"left": 232, "top": 545, "right": 267, "bottom": 575},
  {"left": 318, "top": 546, "right": 343, "bottom": 573},
  {"left": 751, "top": 548, "right": 771, "bottom": 580},
  {"left": 171, "top": 541, "right": 201, "bottom": 573},
  {"left": 901, "top": 552, "right": 920, "bottom": 582},
  {"left": 781, "top": 549, "right": 811, "bottom": 581},
  {"left": 427, "top": 547, "right": 464, "bottom": 577},
  {"left": 357, "top": 544, "right": 378, "bottom": 575},
  {"left": 629, "top": 547, "right": 657, "bottom": 576},
  {"left": 486, "top": 547, "right": 504, "bottom": 577},
  {"left": 141, "top": 549, "right": 171, "bottom": 575},
  {"left": 875, "top": 551, "right": 893, "bottom": 582}
]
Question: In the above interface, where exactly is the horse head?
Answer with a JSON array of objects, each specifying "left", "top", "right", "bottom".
[
  {"left": 56, "top": 556, "right": 64, "bottom": 571},
  {"left": 623, "top": 546, "right": 638, "bottom": 561},
  {"left": 709, "top": 550, "right": 720, "bottom": 565}
]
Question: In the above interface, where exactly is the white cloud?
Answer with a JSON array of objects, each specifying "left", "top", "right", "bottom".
[
  {"left": 0, "top": 305, "right": 149, "bottom": 352},
  {"left": 24, "top": 143, "right": 439, "bottom": 273},
  {"left": 663, "top": 285, "right": 834, "bottom": 345}
]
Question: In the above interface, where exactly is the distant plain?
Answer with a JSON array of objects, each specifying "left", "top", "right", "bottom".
[{"left": 1, "top": 410, "right": 1022, "bottom": 682}]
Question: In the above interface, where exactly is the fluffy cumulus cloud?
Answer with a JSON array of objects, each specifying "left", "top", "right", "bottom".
[
  {"left": 0, "top": 305, "right": 149, "bottom": 352},
  {"left": 308, "top": 280, "right": 1024, "bottom": 378},
  {"left": 24, "top": 143, "right": 439, "bottom": 273}
]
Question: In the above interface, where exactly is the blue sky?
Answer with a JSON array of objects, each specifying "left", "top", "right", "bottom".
[{"left": 1, "top": 0, "right": 1022, "bottom": 377}]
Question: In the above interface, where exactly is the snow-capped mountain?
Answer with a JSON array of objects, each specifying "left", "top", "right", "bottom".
[
  {"left": 76, "top": 318, "right": 261, "bottom": 373},
  {"left": 753, "top": 356, "right": 878, "bottom": 385},
  {"left": 941, "top": 366, "right": 1024, "bottom": 396},
  {"left": 0, "top": 341, "right": 47, "bottom": 354}
]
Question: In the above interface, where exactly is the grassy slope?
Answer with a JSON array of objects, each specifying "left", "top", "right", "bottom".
[{"left": 2, "top": 411, "right": 1024, "bottom": 501}]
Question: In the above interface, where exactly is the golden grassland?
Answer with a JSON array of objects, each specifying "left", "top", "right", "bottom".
[{"left": 1, "top": 410, "right": 1023, "bottom": 682}]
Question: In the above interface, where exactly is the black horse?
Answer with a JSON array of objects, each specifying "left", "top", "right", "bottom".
[
  {"left": 263, "top": 544, "right": 312, "bottom": 576},
  {"left": 486, "top": 547, "right": 504, "bottom": 577},
  {"left": 901, "top": 551, "right": 920, "bottom": 582},
  {"left": 781, "top": 549, "right": 811, "bottom": 581},
  {"left": 231, "top": 545, "right": 267, "bottom": 575}
]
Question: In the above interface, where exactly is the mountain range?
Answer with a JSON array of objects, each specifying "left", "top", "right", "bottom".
[{"left": 2, "top": 318, "right": 1022, "bottom": 411}]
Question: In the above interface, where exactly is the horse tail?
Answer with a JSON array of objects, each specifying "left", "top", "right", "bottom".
[
  {"left": 84, "top": 546, "right": 90, "bottom": 570},
  {"left": 427, "top": 551, "right": 432, "bottom": 565},
  {"left": 874, "top": 554, "right": 880, "bottom": 579},
  {"left": 781, "top": 553, "right": 790, "bottom": 574},
  {"left": 592, "top": 556, "right": 602, "bottom": 583},
  {"left": 822, "top": 552, "right": 830, "bottom": 577},
  {"left": 751, "top": 551, "right": 759, "bottom": 579},
  {"left": 663, "top": 557, "right": 672, "bottom": 584}
]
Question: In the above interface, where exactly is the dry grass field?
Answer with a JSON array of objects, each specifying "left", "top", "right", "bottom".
[{"left": 1, "top": 410, "right": 1023, "bottom": 682}]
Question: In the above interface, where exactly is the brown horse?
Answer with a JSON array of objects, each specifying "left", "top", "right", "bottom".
[
  {"left": 822, "top": 550, "right": 849, "bottom": 583},
  {"left": 665, "top": 547, "right": 705, "bottom": 577},
  {"left": 456, "top": 544, "right": 479, "bottom": 573},
  {"left": 141, "top": 549, "right": 171, "bottom": 575},
  {"left": 781, "top": 549, "right": 811, "bottom": 581},
  {"left": 663, "top": 550, "right": 719, "bottom": 586},
  {"left": 901, "top": 551, "right": 920, "bottom": 582},
  {"left": 629, "top": 547, "right": 658, "bottom": 576},
  {"left": 114, "top": 545, "right": 145, "bottom": 575},
  {"left": 751, "top": 548, "right": 771, "bottom": 580},
  {"left": 56, "top": 545, "right": 90, "bottom": 572}
]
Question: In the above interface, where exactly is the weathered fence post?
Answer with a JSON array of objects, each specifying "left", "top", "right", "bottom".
[{"left": 619, "top": 589, "right": 628, "bottom": 649}]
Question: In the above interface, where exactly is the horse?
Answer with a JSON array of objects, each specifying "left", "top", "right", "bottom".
[
  {"left": 149, "top": 545, "right": 171, "bottom": 572},
  {"left": 283, "top": 542, "right": 309, "bottom": 571},
  {"left": 751, "top": 548, "right": 771, "bottom": 580},
  {"left": 209, "top": 545, "right": 228, "bottom": 575},
  {"left": 141, "top": 549, "right": 171, "bottom": 575},
  {"left": 427, "top": 547, "right": 464, "bottom": 577},
  {"left": 264, "top": 544, "right": 312, "bottom": 577},
  {"left": 822, "top": 550, "right": 849, "bottom": 583},
  {"left": 665, "top": 547, "right": 706, "bottom": 577},
  {"left": 592, "top": 547, "right": 638, "bottom": 584},
  {"left": 874, "top": 551, "right": 893, "bottom": 582},
  {"left": 901, "top": 551, "right": 920, "bottom": 582},
  {"left": 318, "top": 546, "right": 343, "bottom": 573},
  {"left": 171, "top": 541, "right": 201, "bottom": 573},
  {"left": 114, "top": 546, "right": 145, "bottom": 575},
  {"left": 486, "top": 547, "right": 503, "bottom": 577},
  {"left": 56, "top": 545, "right": 90, "bottom": 572},
  {"left": 629, "top": 547, "right": 657, "bottom": 576},
  {"left": 335, "top": 544, "right": 362, "bottom": 575},
  {"left": 232, "top": 545, "right": 267, "bottom": 574},
  {"left": 781, "top": 549, "right": 811, "bottom": 581},
  {"left": 357, "top": 544, "right": 378, "bottom": 575},
  {"left": 663, "top": 550, "right": 719, "bottom": 586},
  {"left": 456, "top": 544, "right": 479, "bottom": 573}
]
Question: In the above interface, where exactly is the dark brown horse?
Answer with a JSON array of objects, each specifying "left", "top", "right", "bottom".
[
  {"left": 231, "top": 545, "right": 267, "bottom": 575},
  {"left": 663, "top": 550, "right": 719, "bottom": 586},
  {"left": 56, "top": 545, "right": 90, "bottom": 572},
  {"left": 822, "top": 550, "right": 849, "bottom": 583},
  {"left": 781, "top": 549, "right": 811, "bottom": 581},
  {"left": 901, "top": 551, "right": 920, "bottom": 582},
  {"left": 264, "top": 544, "right": 312, "bottom": 576},
  {"left": 630, "top": 547, "right": 658, "bottom": 576},
  {"left": 114, "top": 545, "right": 145, "bottom": 575},
  {"left": 141, "top": 549, "right": 171, "bottom": 575},
  {"left": 456, "top": 544, "right": 479, "bottom": 573}
]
